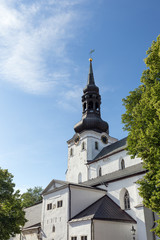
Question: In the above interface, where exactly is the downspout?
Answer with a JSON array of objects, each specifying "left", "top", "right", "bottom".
[
  {"left": 91, "top": 219, "right": 94, "bottom": 240},
  {"left": 152, "top": 212, "right": 156, "bottom": 240}
]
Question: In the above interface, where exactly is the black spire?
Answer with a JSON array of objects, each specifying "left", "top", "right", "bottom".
[{"left": 74, "top": 58, "right": 109, "bottom": 134}]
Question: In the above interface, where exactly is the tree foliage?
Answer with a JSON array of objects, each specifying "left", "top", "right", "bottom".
[
  {"left": 0, "top": 168, "right": 26, "bottom": 240},
  {"left": 122, "top": 35, "right": 160, "bottom": 236},
  {"left": 21, "top": 186, "right": 43, "bottom": 208}
]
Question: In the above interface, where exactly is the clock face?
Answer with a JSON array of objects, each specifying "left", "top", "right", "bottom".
[
  {"left": 74, "top": 135, "right": 80, "bottom": 145},
  {"left": 101, "top": 135, "right": 108, "bottom": 144}
]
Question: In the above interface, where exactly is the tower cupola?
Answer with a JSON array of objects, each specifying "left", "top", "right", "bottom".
[{"left": 74, "top": 58, "right": 109, "bottom": 134}]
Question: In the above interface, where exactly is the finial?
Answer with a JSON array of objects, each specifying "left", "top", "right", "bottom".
[{"left": 89, "top": 58, "right": 93, "bottom": 62}]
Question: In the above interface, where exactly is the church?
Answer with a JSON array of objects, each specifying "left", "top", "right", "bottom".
[{"left": 11, "top": 59, "right": 158, "bottom": 240}]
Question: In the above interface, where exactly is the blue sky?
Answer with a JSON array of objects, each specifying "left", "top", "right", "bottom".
[{"left": 0, "top": 0, "right": 160, "bottom": 192}]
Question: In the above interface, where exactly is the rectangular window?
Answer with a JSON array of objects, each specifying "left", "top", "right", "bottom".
[
  {"left": 81, "top": 236, "right": 87, "bottom": 240},
  {"left": 47, "top": 203, "right": 52, "bottom": 210},
  {"left": 71, "top": 237, "right": 77, "bottom": 240},
  {"left": 57, "top": 200, "right": 63, "bottom": 208},
  {"left": 95, "top": 141, "right": 98, "bottom": 150}
]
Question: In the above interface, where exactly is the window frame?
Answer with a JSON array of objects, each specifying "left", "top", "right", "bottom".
[
  {"left": 124, "top": 190, "right": 130, "bottom": 210},
  {"left": 57, "top": 200, "right": 63, "bottom": 208},
  {"left": 95, "top": 141, "right": 98, "bottom": 150},
  {"left": 47, "top": 203, "right": 52, "bottom": 210},
  {"left": 81, "top": 236, "right": 87, "bottom": 240}
]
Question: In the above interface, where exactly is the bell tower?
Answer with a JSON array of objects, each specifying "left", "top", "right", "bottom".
[{"left": 66, "top": 59, "right": 116, "bottom": 183}]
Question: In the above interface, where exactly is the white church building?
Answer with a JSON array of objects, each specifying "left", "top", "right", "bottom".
[{"left": 11, "top": 59, "right": 158, "bottom": 240}]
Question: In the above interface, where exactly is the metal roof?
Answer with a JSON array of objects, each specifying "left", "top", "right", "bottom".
[
  {"left": 87, "top": 137, "right": 127, "bottom": 164},
  {"left": 70, "top": 195, "right": 136, "bottom": 223},
  {"left": 23, "top": 202, "right": 42, "bottom": 229},
  {"left": 83, "top": 163, "right": 146, "bottom": 187}
]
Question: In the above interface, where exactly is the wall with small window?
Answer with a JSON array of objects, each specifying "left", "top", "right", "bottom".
[
  {"left": 42, "top": 186, "right": 68, "bottom": 240},
  {"left": 69, "top": 220, "right": 91, "bottom": 240}
]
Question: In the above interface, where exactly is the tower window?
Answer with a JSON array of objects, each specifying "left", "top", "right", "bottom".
[
  {"left": 71, "top": 237, "right": 77, "bottom": 240},
  {"left": 124, "top": 190, "right": 130, "bottom": 210},
  {"left": 95, "top": 102, "right": 99, "bottom": 111},
  {"left": 121, "top": 159, "right": 125, "bottom": 169},
  {"left": 99, "top": 167, "right": 102, "bottom": 177},
  {"left": 70, "top": 148, "right": 73, "bottom": 157},
  {"left": 88, "top": 101, "right": 93, "bottom": 110},
  {"left": 81, "top": 141, "right": 85, "bottom": 150},
  {"left": 95, "top": 141, "right": 98, "bottom": 150},
  {"left": 83, "top": 102, "right": 86, "bottom": 112}
]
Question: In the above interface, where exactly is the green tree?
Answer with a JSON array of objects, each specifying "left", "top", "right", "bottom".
[
  {"left": 0, "top": 168, "right": 26, "bottom": 240},
  {"left": 21, "top": 186, "right": 43, "bottom": 208},
  {"left": 122, "top": 35, "right": 160, "bottom": 236}
]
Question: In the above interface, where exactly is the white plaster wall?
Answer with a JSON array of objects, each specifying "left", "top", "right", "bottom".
[
  {"left": 107, "top": 174, "right": 148, "bottom": 240},
  {"left": 88, "top": 150, "right": 141, "bottom": 179},
  {"left": 10, "top": 232, "right": 38, "bottom": 240},
  {"left": 69, "top": 220, "right": 91, "bottom": 240},
  {"left": 70, "top": 186, "right": 106, "bottom": 218},
  {"left": 94, "top": 220, "right": 137, "bottom": 240},
  {"left": 41, "top": 187, "right": 69, "bottom": 240},
  {"left": 135, "top": 207, "right": 148, "bottom": 240},
  {"left": 66, "top": 131, "right": 117, "bottom": 183},
  {"left": 107, "top": 175, "right": 144, "bottom": 219},
  {"left": 22, "top": 232, "right": 38, "bottom": 240}
]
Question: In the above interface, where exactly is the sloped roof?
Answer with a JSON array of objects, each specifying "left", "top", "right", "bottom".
[
  {"left": 83, "top": 163, "right": 146, "bottom": 187},
  {"left": 70, "top": 195, "right": 136, "bottom": 223},
  {"left": 23, "top": 202, "right": 42, "bottom": 229},
  {"left": 42, "top": 179, "right": 68, "bottom": 195},
  {"left": 88, "top": 137, "right": 127, "bottom": 164}
]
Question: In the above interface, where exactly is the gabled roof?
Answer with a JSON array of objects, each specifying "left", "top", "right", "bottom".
[
  {"left": 42, "top": 179, "right": 68, "bottom": 195},
  {"left": 88, "top": 137, "right": 127, "bottom": 164},
  {"left": 70, "top": 195, "right": 136, "bottom": 223},
  {"left": 83, "top": 163, "right": 146, "bottom": 187}
]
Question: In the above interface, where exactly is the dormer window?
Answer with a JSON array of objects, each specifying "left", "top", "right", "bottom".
[{"left": 95, "top": 141, "right": 98, "bottom": 150}]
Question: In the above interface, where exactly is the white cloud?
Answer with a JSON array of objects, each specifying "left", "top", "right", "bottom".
[{"left": 0, "top": 0, "right": 87, "bottom": 94}]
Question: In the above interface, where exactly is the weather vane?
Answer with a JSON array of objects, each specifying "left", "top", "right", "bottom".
[{"left": 89, "top": 49, "right": 95, "bottom": 61}]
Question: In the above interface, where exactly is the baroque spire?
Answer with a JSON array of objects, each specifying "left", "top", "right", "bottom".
[{"left": 74, "top": 58, "right": 109, "bottom": 134}]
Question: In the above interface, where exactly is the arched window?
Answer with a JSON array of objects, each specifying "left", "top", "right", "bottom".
[
  {"left": 95, "top": 141, "right": 98, "bottom": 150},
  {"left": 99, "top": 167, "right": 102, "bottom": 177},
  {"left": 83, "top": 103, "right": 86, "bottom": 112},
  {"left": 95, "top": 102, "right": 99, "bottom": 111},
  {"left": 88, "top": 101, "right": 93, "bottom": 110},
  {"left": 121, "top": 159, "right": 125, "bottom": 169},
  {"left": 119, "top": 188, "right": 130, "bottom": 210},
  {"left": 97, "top": 166, "right": 102, "bottom": 177},
  {"left": 124, "top": 190, "right": 130, "bottom": 210},
  {"left": 78, "top": 172, "right": 82, "bottom": 183},
  {"left": 52, "top": 225, "right": 55, "bottom": 232}
]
